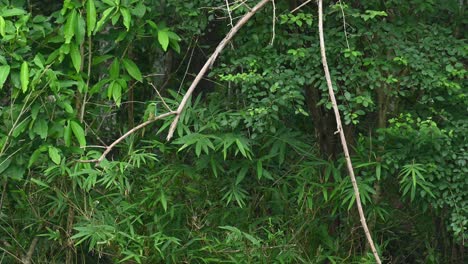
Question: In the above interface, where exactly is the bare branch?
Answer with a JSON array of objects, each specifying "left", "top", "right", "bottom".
[
  {"left": 78, "top": 0, "right": 271, "bottom": 163},
  {"left": 149, "top": 82, "right": 174, "bottom": 112},
  {"left": 166, "top": 0, "right": 272, "bottom": 141},
  {"left": 317, "top": 1, "right": 382, "bottom": 263},
  {"left": 80, "top": 111, "right": 177, "bottom": 163},
  {"left": 291, "top": 0, "right": 312, "bottom": 13}
]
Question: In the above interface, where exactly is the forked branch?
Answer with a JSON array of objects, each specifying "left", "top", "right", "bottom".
[
  {"left": 81, "top": 0, "right": 271, "bottom": 163},
  {"left": 317, "top": 1, "right": 382, "bottom": 263}
]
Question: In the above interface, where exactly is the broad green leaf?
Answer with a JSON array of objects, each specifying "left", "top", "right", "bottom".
[
  {"left": 75, "top": 14, "right": 85, "bottom": 44},
  {"left": 122, "top": 58, "right": 142, "bottom": 82},
  {"left": 86, "top": 0, "right": 96, "bottom": 36},
  {"left": 20, "top": 61, "right": 29, "bottom": 92},
  {"left": 112, "top": 82, "right": 122, "bottom": 106},
  {"left": 33, "top": 118, "right": 48, "bottom": 139},
  {"left": 1, "top": 8, "right": 27, "bottom": 17},
  {"left": 157, "top": 30, "right": 169, "bottom": 51},
  {"left": 0, "top": 16, "right": 5, "bottom": 37},
  {"left": 64, "top": 121, "right": 72, "bottom": 147},
  {"left": 0, "top": 65, "right": 10, "bottom": 89},
  {"left": 48, "top": 146, "right": 61, "bottom": 164},
  {"left": 95, "top": 7, "right": 114, "bottom": 34},
  {"left": 70, "top": 121, "right": 86, "bottom": 147},
  {"left": 64, "top": 9, "right": 77, "bottom": 44},
  {"left": 120, "top": 7, "right": 131, "bottom": 31},
  {"left": 70, "top": 43, "right": 81, "bottom": 72},
  {"left": 109, "top": 59, "right": 119, "bottom": 79}
]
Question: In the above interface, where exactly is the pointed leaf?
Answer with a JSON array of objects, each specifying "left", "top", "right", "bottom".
[
  {"left": 0, "top": 65, "right": 10, "bottom": 89},
  {"left": 120, "top": 7, "right": 131, "bottom": 31},
  {"left": 70, "top": 43, "right": 81, "bottom": 72},
  {"left": 70, "top": 121, "right": 86, "bottom": 147},
  {"left": 109, "top": 59, "right": 119, "bottom": 79},
  {"left": 157, "top": 30, "right": 169, "bottom": 51},
  {"left": 20, "top": 61, "right": 29, "bottom": 92},
  {"left": 122, "top": 58, "right": 142, "bottom": 82},
  {"left": 64, "top": 9, "right": 77, "bottom": 43},
  {"left": 86, "top": 0, "right": 96, "bottom": 36}
]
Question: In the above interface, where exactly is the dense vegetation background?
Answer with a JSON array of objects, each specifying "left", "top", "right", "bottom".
[{"left": 0, "top": 0, "right": 466, "bottom": 263}]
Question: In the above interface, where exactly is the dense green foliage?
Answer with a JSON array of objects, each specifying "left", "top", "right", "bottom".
[{"left": 0, "top": 0, "right": 466, "bottom": 263}]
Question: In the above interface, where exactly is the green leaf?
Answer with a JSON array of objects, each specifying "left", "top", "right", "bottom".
[
  {"left": 70, "top": 121, "right": 86, "bottom": 147},
  {"left": 64, "top": 9, "right": 77, "bottom": 44},
  {"left": 95, "top": 7, "right": 114, "bottom": 34},
  {"left": 70, "top": 43, "right": 81, "bottom": 72},
  {"left": 33, "top": 118, "right": 48, "bottom": 139},
  {"left": 0, "top": 65, "right": 10, "bottom": 89},
  {"left": 48, "top": 146, "right": 61, "bottom": 164},
  {"left": 20, "top": 61, "right": 29, "bottom": 92},
  {"left": 112, "top": 82, "right": 122, "bottom": 106},
  {"left": 31, "top": 178, "right": 50, "bottom": 188},
  {"left": 86, "top": 0, "right": 96, "bottom": 36},
  {"left": 64, "top": 121, "right": 72, "bottom": 147},
  {"left": 109, "top": 59, "right": 120, "bottom": 79},
  {"left": 157, "top": 30, "right": 169, "bottom": 51},
  {"left": 0, "top": 16, "right": 5, "bottom": 37},
  {"left": 122, "top": 58, "right": 142, "bottom": 82},
  {"left": 1, "top": 8, "right": 27, "bottom": 17},
  {"left": 120, "top": 7, "right": 131, "bottom": 31},
  {"left": 75, "top": 14, "right": 85, "bottom": 44},
  {"left": 256, "top": 160, "right": 263, "bottom": 179}
]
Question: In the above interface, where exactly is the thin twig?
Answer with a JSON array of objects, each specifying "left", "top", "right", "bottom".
[
  {"left": 0, "top": 179, "right": 7, "bottom": 212},
  {"left": 78, "top": 0, "right": 271, "bottom": 163},
  {"left": 149, "top": 82, "right": 173, "bottom": 112},
  {"left": 79, "top": 111, "right": 177, "bottom": 163},
  {"left": 338, "top": 0, "right": 350, "bottom": 49},
  {"left": 177, "top": 37, "right": 198, "bottom": 94},
  {"left": 225, "top": 0, "right": 234, "bottom": 28},
  {"left": 80, "top": 36, "right": 93, "bottom": 123},
  {"left": 291, "top": 0, "right": 312, "bottom": 13},
  {"left": 270, "top": 0, "right": 276, "bottom": 45},
  {"left": 317, "top": 1, "right": 382, "bottom": 263},
  {"left": 166, "top": 0, "right": 272, "bottom": 141}
]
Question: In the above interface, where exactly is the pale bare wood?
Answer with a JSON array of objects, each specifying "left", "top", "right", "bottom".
[
  {"left": 81, "top": 0, "right": 272, "bottom": 164},
  {"left": 317, "top": 1, "right": 382, "bottom": 263},
  {"left": 166, "top": 0, "right": 272, "bottom": 140}
]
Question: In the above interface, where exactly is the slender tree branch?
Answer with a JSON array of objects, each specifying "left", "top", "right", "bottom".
[
  {"left": 149, "top": 82, "right": 173, "bottom": 112},
  {"left": 79, "top": 0, "right": 270, "bottom": 163},
  {"left": 317, "top": 1, "right": 382, "bottom": 263},
  {"left": 80, "top": 111, "right": 177, "bottom": 163},
  {"left": 166, "top": 0, "right": 272, "bottom": 141},
  {"left": 22, "top": 237, "right": 38, "bottom": 264},
  {"left": 291, "top": 0, "right": 312, "bottom": 13}
]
